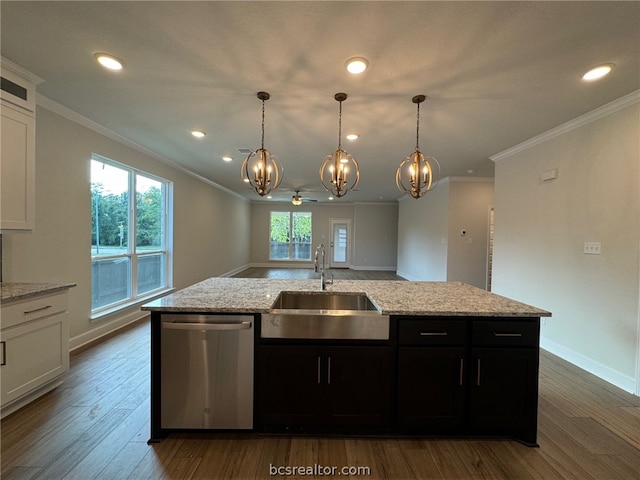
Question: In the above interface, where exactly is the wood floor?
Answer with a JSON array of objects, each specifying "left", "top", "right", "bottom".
[
  {"left": 2, "top": 269, "right": 639, "bottom": 479},
  {"left": 234, "top": 266, "right": 404, "bottom": 281}
]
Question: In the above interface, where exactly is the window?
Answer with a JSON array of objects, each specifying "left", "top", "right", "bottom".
[
  {"left": 270, "top": 211, "right": 312, "bottom": 260},
  {"left": 91, "top": 155, "right": 172, "bottom": 315}
]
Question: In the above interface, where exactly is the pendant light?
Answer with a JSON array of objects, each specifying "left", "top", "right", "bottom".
[
  {"left": 396, "top": 95, "right": 440, "bottom": 199},
  {"left": 241, "top": 92, "right": 283, "bottom": 196},
  {"left": 319, "top": 93, "right": 360, "bottom": 198}
]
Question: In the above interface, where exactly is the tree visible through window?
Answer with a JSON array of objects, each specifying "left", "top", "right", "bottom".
[
  {"left": 91, "top": 155, "right": 172, "bottom": 313},
  {"left": 270, "top": 211, "right": 312, "bottom": 260}
]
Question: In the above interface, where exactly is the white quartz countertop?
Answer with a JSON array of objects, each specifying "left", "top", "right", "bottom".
[
  {"left": 1, "top": 282, "right": 76, "bottom": 304},
  {"left": 141, "top": 278, "right": 551, "bottom": 317}
]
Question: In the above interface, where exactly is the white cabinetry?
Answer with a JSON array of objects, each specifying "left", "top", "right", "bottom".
[
  {"left": 1, "top": 57, "right": 41, "bottom": 231},
  {"left": 1, "top": 290, "right": 70, "bottom": 418}
]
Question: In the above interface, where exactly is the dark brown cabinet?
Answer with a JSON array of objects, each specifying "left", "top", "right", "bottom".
[
  {"left": 255, "top": 316, "right": 540, "bottom": 445},
  {"left": 469, "top": 319, "right": 540, "bottom": 445},
  {"left": 397, "top": 347, "right": 466, "bottom": 429},
  {"left": 395, "top": 317, "right": 540, "bottom": 445},
  {"left": 397, "top": 319, "right": 467, "bottom": 430},
  {"left": 255, "top": 345, "right": 393, "bottom": 431}
]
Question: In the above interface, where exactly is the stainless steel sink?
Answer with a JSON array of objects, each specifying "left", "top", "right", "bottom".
[
  {"left": 261, "top": 291, "right": 389, "bottom": 340},
  {"left": 270, "top": 291, "right": 379, "bottom": 311}
]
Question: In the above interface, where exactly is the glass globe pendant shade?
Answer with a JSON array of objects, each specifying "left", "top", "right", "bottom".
[
  {"left": 241, "top": 91, "right": 283, "bottom": 197},
  {"left": 395, "top": 150, "right": 440, "bottom": 199},
  {"left": 319, "top": 93, "right": 360, "bottom": 198}
]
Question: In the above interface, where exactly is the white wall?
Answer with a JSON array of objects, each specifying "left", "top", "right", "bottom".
[
  {"left": 351, "top": 203, "right": 398, "bottom": 270},
  {"left": 447, "top": 179, "right": 495, "bottom": 288},
  {"left": 397, "top": 178, "right": 494, "bottom": 287},
  {"left": 2, "top": 104, "right": 251, "bottom": 348},
  {"left": 397, "top": 182, "right": 449, "bottom": 281},
  {"left": 250, "top": 202, "right": 398, "bottom": 270},
  {"left": 492, "top": 92, "right": 640, "bottom": 394}
]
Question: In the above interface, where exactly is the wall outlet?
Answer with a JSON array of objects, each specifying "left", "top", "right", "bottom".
[{"left": 583, "top": 242, "right": 601, "bottom": 255}]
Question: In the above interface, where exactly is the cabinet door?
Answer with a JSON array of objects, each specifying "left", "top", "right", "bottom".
[
  {"left": 1, "top": 313, "right": 69, "bottom": 407},
  {"left": 255, "top": 345, "right": 324, "bottom": 428},
  {"left": 325, "top": 346, "right": 393, "bottom": 427},
  {"left": 1, "top": 103, "right": 35, "bottom": 230},
  {"left": 397, "top": 347, "right": 466, "bottom": 429},
  {"left": 469, "top": 348, "right": 538, "bottom": 434}
]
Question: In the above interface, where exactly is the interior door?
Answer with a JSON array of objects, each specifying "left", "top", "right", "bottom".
[{"left": 330, "top": 219, "right": 350, "bottom": 268}]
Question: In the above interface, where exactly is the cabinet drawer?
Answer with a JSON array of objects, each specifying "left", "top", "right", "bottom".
[
  {"left": 1, "top": 292, "right": 69, "bottom": 329},
  {"left": 1, "top": 312, "right": 69, "bottom": 407},
  {"left": 472, "top": 320, "right": 539, "bottom": 347},
  {"left": 399, "top": 319, "right": 466, "bottom": 346}
]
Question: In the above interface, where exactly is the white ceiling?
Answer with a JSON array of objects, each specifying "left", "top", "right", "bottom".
[{"left": 2, "top": 1, "right": 638, "bottom": 203}]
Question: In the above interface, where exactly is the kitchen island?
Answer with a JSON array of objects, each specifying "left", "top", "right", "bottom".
[{"left": 143, "top": 277, "right": 550, "bottom": 446}]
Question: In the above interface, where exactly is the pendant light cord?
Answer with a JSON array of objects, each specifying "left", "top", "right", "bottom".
[
  {"left": 415, "top": 101, "right": 421, "bottom": 151},
  {"left": 261, "top": 99, "right": 266, "bottom": 150},
  {"left": 337, "top": 100, "right": 343, "bottom": 150}
]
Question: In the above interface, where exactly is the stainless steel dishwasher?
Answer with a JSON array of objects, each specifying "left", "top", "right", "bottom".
[{"left": 160, "top": 314, "right": 254, "bottom": 429}]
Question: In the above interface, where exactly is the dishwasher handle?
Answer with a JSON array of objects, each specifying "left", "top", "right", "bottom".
[{"left": 163, "top": 321, "right": 252, "bottom": 331}]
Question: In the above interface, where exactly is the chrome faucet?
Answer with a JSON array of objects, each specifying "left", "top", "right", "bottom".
[{"left": 314, "top": 243, "right": 332, "bottom": 290}]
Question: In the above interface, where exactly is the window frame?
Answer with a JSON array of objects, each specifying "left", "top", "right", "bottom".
[
  {"left": 90, "top": 154, "right": 173, "bottom": 318},
  {"left": 269, "top": 210, "right": 312, "bottom": 261}
]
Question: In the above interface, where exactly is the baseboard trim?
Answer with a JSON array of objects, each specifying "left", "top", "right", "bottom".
[
  {"left": 70, "top": 310, "right": 150, "bottom": 353},
  {"left": 395, "top": 270, "right": 420, "bottom": 281},
  {"left": 349, "top": 265, "right": 396, "bottom": 271},
  {"left": 541, "top": 336, "right": 637, "bottom": 395},
  {"left": 220, "top": 264, "right": 252, "bottom": 277}
]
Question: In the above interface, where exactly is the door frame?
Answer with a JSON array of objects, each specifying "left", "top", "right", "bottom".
[{"left": 329, "top": 218, "right": 351, "bottom": 268}]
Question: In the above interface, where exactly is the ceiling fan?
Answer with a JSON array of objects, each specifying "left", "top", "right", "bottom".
[{"left": 291, "top": 189, "right": 318, "bottom": 206}]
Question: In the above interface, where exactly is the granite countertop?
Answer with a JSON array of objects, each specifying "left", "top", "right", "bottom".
[
  {"left": 142, "top": 277, "right": 551, "bottom": 317},
  {"left": 1, "top": 282, "right": 76, "bottom": 304}
]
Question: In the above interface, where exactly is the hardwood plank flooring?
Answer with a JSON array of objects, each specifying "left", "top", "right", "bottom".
[
  {"left": 2, "top": 269, "right": 639, "bottom": 479},
  {"left": 233, "top": 267, "right": 404, "bottom": 281}
]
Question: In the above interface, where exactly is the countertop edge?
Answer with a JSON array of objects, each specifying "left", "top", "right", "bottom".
[
  {"left": 1, "top": 282, "right": 77, "bottom": 304},
  {"left": 140, "top": 277, "right": 552, "bottom": 318}
]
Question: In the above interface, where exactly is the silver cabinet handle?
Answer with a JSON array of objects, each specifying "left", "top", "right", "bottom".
[
  {"left": 420, "top": 331, "right": 448, "bottom": 336},
  {"left": 493, "top": 332, "right": 523, "bottom": 337},
  {"left": 163, "top": 321, "right": 251, "bottom": 331},
  {"left": 24, "top": 305, "right": 52, "bottom": 315},
  {"left": 476, "top": 359, "right": 481, "bottom": 386},
  {"left": 1, "top": 341, "right": 6, "bottom": 366},
  {"left": 317, "top": 356, "right": 321, "bottom": 384},
  {"left": 459, "top": 358, "right": 464, "bottom": 386},
  {"left": 327, "top": 356, "right": 331, "bottom": 384}
]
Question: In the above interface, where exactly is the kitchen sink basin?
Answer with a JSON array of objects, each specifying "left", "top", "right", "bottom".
[
  {"left": 262, "top": 291, "right": 389, "bottom": 340},
  {"left": 270, "top": 291, "right": 379, "bottom": 312}
]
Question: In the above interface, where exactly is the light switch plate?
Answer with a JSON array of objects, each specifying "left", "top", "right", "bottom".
[{"left": 584, "top": 242, "right": 601, "bottom": 255}]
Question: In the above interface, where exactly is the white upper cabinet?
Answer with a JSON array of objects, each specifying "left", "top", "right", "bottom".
[{"left": 1, "top": 57, "right": 42, "bottom": 231}]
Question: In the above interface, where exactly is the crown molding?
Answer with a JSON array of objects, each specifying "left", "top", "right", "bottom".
[
  {"left": 490, "top": 89, "right": 640, "bottom": 162},
  {"left": 36, "top": 94, "right": 249, "bottom": 202},
  {"left": 1, "top": 56, "right": 44, "bottom": 84}
]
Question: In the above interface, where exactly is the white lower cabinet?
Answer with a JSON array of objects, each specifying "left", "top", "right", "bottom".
[{"left": 1, "top": 291, "right": 70, "bottom": 417}]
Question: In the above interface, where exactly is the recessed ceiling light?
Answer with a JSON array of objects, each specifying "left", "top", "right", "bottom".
[
  {"left": 95, "top": 53, "right": 123, "bottom": 71},
  {"left": 345, "top": 57, "right": 369, "bottom": 74},
  {"left": 582, "top": 64, "right": 614, "bottom": 81},
  {"left": 191, "top": 130, "right": 206, "bottom": 138},
  {"left": 328, "top": 196, "right": 334, "bottom": 201},
  {"left": 222, "top": 156, "right": 233, "bottom": 162},
  {"left": 346, "top": 133, "right": 359, "bottom": 141}
]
